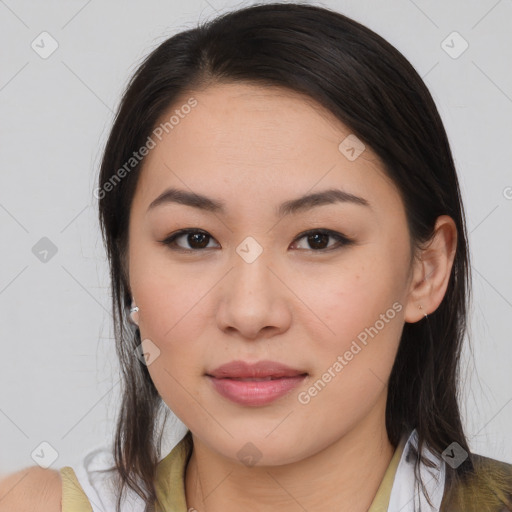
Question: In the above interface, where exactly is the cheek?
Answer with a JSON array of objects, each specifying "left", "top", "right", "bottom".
[
  {"left": 312, "top": 257, "right": 404, "bottom": 339},
  {"left": 130, "top": 238, "right": 210, "bottom": 341},
  {"left": 299, "top": 252, "right": 407, "bottom": 401},
  {"left": 299, "top": 263, "right": 405, "bottom": 411},
  {"left": 135, "top": 274, "right": 208, "bottom": 348},
  {"left": 131, "top": 267, "right": 209, "bottom": 421},
  {"left": 130, "top": 258, "right": 219, "bottom": 402}
]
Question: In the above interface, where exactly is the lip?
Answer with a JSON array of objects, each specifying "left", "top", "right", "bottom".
[
  {"left": 206, "top": 360, "right": 307, "bottom": 379},
  {"left": 206, "top": 360, "right": 308, "bottom": 406}
]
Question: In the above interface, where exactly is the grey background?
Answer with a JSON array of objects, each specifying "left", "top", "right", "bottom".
[{"left": 1, "top": 0, "right": 511, "bottom": 475}]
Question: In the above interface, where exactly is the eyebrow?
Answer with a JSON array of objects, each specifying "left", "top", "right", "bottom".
[{"left": 147, "top": 187, "right": 370, "bottom": 217}]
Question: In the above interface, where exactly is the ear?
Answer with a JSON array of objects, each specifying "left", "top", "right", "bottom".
[
  {"left": 130, "top": 298, "right": 140, "bottom": 326},
  {"left": 404, "top": 215, "right": 458, "bottom": 323}
]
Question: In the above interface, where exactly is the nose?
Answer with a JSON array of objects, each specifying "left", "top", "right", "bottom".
[{"left": 215, "top": 251, "right": 293, "bottom": 341}]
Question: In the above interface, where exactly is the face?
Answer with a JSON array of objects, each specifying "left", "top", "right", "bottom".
[{"left": 128, "top": 82, "right": 415, "bottom": 465}]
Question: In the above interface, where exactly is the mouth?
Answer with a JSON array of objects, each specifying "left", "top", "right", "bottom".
[
  {"left": 206, "top": 359, "right": 308, "bottom": 380},
  {"left": 205, "top": 360, "right": 308, "bottom": 406},
  {"left": 213, "top": 376, "right": 307, "bottom": 381}
]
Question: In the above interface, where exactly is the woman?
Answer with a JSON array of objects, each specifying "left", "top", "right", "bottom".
[{"left": 2, "top": 2, "right": 511, "bottom": 511}]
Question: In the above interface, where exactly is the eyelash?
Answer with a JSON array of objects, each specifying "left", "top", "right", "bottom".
[{"left": 159, "top": 228, "right": 354, "bottom": 253}]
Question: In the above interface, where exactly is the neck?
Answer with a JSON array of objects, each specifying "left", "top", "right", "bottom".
[{"left": 184, "top": 397, "right": 396, "bottom": 512}]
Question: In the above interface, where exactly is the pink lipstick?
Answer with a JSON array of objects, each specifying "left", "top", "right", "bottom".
[{"left": 206, "top": 360, "right": 308, "bottom": 406}]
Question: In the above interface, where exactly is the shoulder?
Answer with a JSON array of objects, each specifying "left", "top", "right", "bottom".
[
  {"left": 0, "top": 466, "right": 61, "bottom": 512},
  {"left": 441, "top": 452, "right": 512, "bottom": 511}
]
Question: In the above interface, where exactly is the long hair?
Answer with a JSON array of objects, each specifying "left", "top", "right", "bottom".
[{"left": 97, "top": 3, "right": 472, "bottom": 510}]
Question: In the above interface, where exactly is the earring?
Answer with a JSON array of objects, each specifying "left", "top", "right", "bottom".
[
  {"left": 129, "top": 299, "right": 139, "bottom": 325},
  {"left": 418, "top": 304, "right": 428, "bottom": 319}
]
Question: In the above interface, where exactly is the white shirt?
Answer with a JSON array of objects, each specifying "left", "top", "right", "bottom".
[{"left": 73, "top": 428, "right": 446, "bottom": 512}]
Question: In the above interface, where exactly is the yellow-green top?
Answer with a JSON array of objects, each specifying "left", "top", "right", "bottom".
[{"left": 60, "top": 430, "right": 406, "bottom": 512}]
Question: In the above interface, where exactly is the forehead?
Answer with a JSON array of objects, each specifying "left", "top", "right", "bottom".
[
  {"left": 165, "top": 82, "right": 356, "bottom": 153},
  {"left": 132, "top": 82, "right": 401, "bottom": 218}
]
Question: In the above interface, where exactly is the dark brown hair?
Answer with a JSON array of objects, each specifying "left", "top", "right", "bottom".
[{"left": 97, "top": 3, "right": 473, "bottom": 510}]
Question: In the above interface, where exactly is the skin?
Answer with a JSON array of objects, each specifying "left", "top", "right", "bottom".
[{"left": 127, "top": 82, "right": 457, "bottom": 511}]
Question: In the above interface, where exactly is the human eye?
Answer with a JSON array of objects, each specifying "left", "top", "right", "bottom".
[
  {"left": 290, "top": 229, "right": 354, "bottom": 252},
  {"left": 159, "top": 228, "right": 354, "bottom": 254},
  {"left": 159, "top": 228, "right": 219, "bottom": 252}
]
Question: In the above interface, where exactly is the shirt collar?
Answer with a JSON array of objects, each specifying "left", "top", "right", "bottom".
[{"left": 154, "top": 428, "right": 440, "bottom": 512}]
